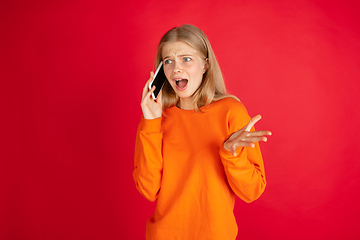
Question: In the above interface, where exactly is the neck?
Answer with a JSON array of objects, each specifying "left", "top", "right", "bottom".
[{"left": 178, "top": 98, "right": 194, "bottom": 110}]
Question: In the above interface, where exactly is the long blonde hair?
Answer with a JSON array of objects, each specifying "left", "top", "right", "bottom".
[{"left": 155, "top": 24, "right": 239, "bottom": 111}]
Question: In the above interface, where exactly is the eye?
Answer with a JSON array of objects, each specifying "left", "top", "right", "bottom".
[
  {"left": 164, "top": 59, "right": 172, "bottom": 64},
  {"left": 184, "top": 57, "right": 192, "bottom": 62}
]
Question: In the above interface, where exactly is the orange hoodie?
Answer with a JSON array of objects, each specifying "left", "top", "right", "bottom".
[{"left": 133, "top": 97, "right": 266, "bottom": 240}]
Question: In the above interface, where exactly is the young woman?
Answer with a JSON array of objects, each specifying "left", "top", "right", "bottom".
[{"left": 133, "top": 24, "right": 271, "bottom": 240}]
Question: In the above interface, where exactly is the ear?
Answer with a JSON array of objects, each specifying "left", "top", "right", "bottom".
[{"left": 203, "top": 58, "right": 209, "bottom": 74}]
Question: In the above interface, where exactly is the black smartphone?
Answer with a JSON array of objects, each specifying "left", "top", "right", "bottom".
[{"left": 149, "top": 62, "right": 167, "bottom": 100}]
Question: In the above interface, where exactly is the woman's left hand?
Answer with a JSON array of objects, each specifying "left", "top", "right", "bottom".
[{"left": 223, "top": 115, "right": 272, "bottom": 157}]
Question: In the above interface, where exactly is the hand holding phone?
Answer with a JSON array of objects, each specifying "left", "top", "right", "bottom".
[{"left": 149, "top": 62, "right": 167, "bottom": 100}]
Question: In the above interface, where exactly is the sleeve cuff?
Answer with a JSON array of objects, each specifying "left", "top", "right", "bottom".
[{"left": 141, "top": 117, "right": 162, "bottom": 133}]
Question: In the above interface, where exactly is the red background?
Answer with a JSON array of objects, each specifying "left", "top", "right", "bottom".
[{"left": 1, "top": 0, "right": 359, "bottom": 239}]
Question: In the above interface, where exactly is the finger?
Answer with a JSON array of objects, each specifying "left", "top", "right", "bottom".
[
  {"left": 233, "top": 141, "right": 256, "bottom": 149},
  {"left": 227, "top": 132, "right": 268, "bottom": 146},
  {"left": 142, "top": 80, "right": 150, "bottom": 99},
  {"left": 141, "top": 85, "right": 156, "bottom": 106},
  {"left": 230, "top": 146, "right": 237, "bottom": 157},
  {"left": 230, "top": 142, "right": 255, "bottom": 156},
  {"left": 244, "top": 114, "right": 262, "bottom": 132},
  {"left": 246, "top": 130, "right": 272, "bottom": 137},
  {"left": 241, "top": 136, "right": 269, "bottom": 143},
  {"left": 142, "top": 72, "right": 155, "bottom": 101},
  {"left": 236, "top": 135, "right": 269, "bottom": 144},
  {"left": 224, "top": 136, "right": 257, "bottom": 152},
  {"left": 146, "top": 85, "right": 156, "bottom": 101},
  {"left": 227, "top": 135, "right": 268, "bottom": 153},
  {"left": 142, "top": 72, "right": 154, "bottom": 99}
]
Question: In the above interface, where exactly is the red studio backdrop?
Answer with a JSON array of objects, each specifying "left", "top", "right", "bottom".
[{"left": 1, "top": 0, "right": 359, "bottom": 239}]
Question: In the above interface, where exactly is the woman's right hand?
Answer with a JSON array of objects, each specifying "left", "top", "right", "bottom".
[{"left": 141, "top": 72, "right": 163, "bottom": 119}]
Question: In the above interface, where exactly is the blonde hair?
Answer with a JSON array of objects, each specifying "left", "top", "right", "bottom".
[{"left": 155, "top": 24, "right": 239, "bottom": 111}]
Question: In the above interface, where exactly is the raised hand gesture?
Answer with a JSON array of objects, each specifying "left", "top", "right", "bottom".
[
  {"left": 223, "top": 115, "right": 272, "bottom": 157},
  {"left": 141, "top": 72, "right": 163, "bottom": 119}
]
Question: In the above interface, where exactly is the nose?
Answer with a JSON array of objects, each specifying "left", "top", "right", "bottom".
[{"left": 173, "top": 60, "right": 182, "bottom": 73}]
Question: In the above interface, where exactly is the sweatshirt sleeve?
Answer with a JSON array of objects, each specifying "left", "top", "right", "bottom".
[
  {"left": 133, "top": 116, "right": 163, "bottom": 202},
  {"left": 219, "top": 102, "right": 266, "bottom": 203}
]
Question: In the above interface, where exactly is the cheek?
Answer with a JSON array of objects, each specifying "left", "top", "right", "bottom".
[
  {"left": 188, "top": 64, "right": 204, "bottom": 79},
  {"left": 164, "top": 71, "right": 172, "bottom": 84},
  {"left": 163, "top": 66, "right": 172, "bottom": 80}
]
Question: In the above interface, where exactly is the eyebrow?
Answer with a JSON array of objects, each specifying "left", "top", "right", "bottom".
[{"left": 163, "top": 54, "right": 194, "bottom": 59}]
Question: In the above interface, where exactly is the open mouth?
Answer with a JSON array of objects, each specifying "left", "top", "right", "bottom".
[{"left": 175, "top": 79, "right": 188, "bottom": 91}]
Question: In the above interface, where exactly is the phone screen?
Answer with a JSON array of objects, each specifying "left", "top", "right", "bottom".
[{"left": 149, "top": 62, "right": 167, "bottom": 100}]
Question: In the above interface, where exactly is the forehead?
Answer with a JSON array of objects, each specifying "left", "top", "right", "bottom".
[{"left": 162, "top": 41, "right": 198, "bottom": 58}]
